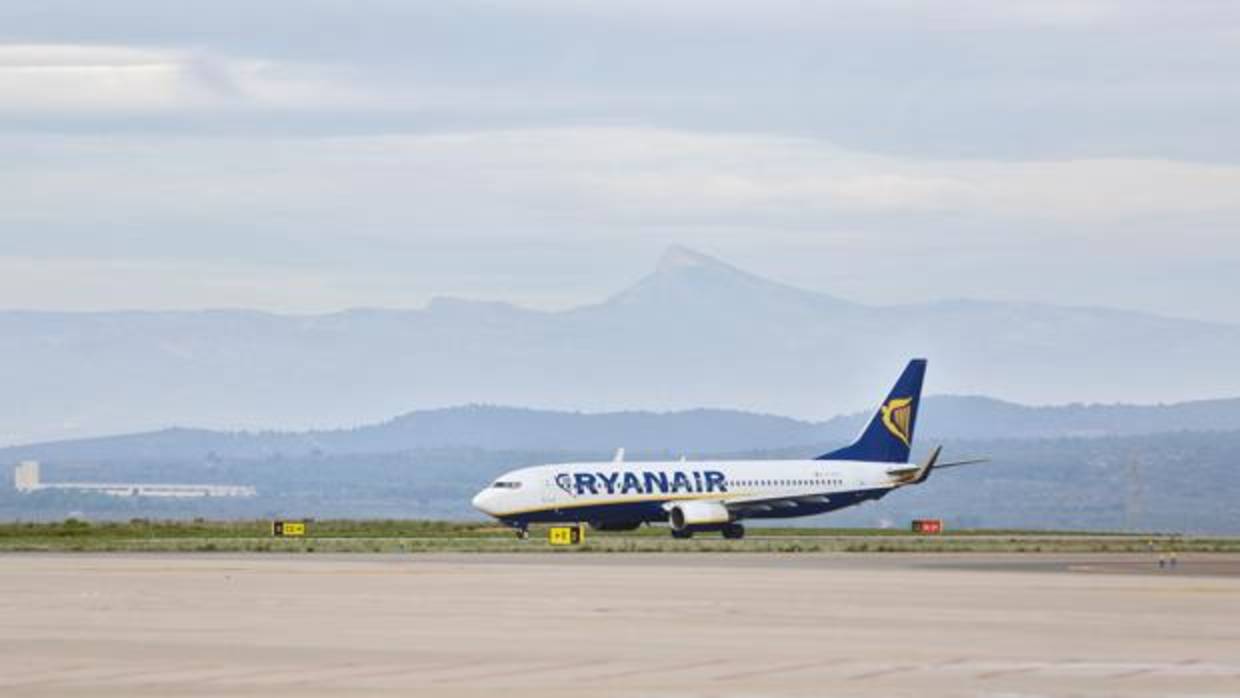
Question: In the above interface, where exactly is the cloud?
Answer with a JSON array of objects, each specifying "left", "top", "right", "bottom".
[
  {"left": 3, "top": 126, "right": 1237, "bottom": 261},
  {"left": 0, "top": 44, "right": 198, "bottom": 110},
  {"left": 0, "top": 43, "right": 394, "bottom": 115},
  {"left": 1, "top": 2, "right": 1237, "bottom": 161},
  {"left": 6, "top": 126, "right": 1240, "bottom": 224},
  {"left": 0, "top": 3, "right": 1237, "bottom": 320},
  {"left": 422, "top": 127, "right": 1240, "bottom": 223},
  {"left": 455, "top": 0, "right": 1212, "bottom": 33}
]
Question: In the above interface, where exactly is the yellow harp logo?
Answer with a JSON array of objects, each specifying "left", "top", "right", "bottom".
[{"left": 880, "top": 397, "right": 914, "bottom": 446}]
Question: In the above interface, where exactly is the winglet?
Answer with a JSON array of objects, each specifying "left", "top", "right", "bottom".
[
  {"left": 613, "top": 447, "right": 625, "bottom": 463},
  {"left": 913, "top": 445, "right": 942, "bottom": 484},
  {"left": 884, "top": 445, "right": 941, "bottom": 486}
]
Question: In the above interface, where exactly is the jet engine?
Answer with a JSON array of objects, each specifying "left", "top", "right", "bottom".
[{"left": 668, "top": 500, "right": 732, "bottom": 531}]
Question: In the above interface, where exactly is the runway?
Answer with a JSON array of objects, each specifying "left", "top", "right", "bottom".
[{"left": 1, "top": 553, "right": 1238, "bottom": 697}]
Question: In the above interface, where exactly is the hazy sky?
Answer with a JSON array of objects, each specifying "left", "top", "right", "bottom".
[{"left": 2, "top": 1, "right": 1238, "bottom": 321}]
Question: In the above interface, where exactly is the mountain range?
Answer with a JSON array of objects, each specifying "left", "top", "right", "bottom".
[
  {"left": 6, "top": 395, "right": 1240, "bottom": 464},
  {"left": 5, "top": 245, "right": 1240, "bottom": 444}
]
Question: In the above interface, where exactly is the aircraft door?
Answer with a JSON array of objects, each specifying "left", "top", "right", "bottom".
[{"left": 542, "top": 478, "right": 557, "bottom": 506}]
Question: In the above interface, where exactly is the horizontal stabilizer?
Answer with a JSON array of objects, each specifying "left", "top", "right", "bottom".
[{"left": 934, "top": 458, "right": 989, "bottom": 470}]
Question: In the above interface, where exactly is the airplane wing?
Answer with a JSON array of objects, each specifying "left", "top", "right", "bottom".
[
  {"left": 665, "top": 445, "right": 989, "bottom": 516},
  {"left": 718, "top": 492, "right": 836, "bottom": 515},
  {"left": 656, "top": 492, "right": 831, "bottom": 516}
]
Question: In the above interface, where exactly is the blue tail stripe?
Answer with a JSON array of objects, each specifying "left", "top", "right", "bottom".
[{"left": 816, "top": 359, "right": 926, "bottom": 464}]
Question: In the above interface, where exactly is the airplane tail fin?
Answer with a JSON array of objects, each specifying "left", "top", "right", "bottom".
[{"left": 816, "top": 359, "right": 927, "bottom": 464}]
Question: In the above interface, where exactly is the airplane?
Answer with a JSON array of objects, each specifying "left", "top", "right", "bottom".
[{"left": 470, "top": 359, "right": 985, "bottom": 539}]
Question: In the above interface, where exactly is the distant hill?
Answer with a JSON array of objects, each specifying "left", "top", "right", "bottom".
[
  {"left": 910, "top": 395, "right": 1240, "bottom": 440},
  {"left": 6, "top": 395, "right": 1240, "bottom": 464}
]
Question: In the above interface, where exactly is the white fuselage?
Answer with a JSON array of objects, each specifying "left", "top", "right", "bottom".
[{"left": 471, "top": 458, "right": 900, "bottom": 527}]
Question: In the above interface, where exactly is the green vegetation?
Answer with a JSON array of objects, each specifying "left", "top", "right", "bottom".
[{"left": 1, "top": 519, "right": 1236, "bottom": 554}]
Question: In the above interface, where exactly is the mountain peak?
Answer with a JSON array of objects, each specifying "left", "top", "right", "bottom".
[
  {"left": 655, "top": 245, "right": 732, "bottom": 275},
  {"left": 592, "top": 244, "right": 854, "bottom": 314}
]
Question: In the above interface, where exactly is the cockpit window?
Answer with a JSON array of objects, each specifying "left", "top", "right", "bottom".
[{"left": 491, "top": 481, "right": 522, "bottom": 489}]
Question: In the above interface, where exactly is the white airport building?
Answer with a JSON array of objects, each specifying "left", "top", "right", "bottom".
[{"left": 13, "top": 461, "right": 256, "bottom": 498}]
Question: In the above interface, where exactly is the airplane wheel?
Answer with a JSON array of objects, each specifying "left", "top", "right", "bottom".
[
  {"left": 722, "top": 523, "right": 745, "bottom": 540},
  {"left": 671, "top": 529, "right": 693, "bottom": 540},
  {"left": 515, "top": 528, "right": 529, "bottom": 540}
]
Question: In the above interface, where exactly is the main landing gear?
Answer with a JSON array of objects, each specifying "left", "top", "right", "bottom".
[
  {"left": 669, "top": 523, "right": 746, "bottom": 540},
  {"left": 510, "top": 525, "right": 529, "bottom": 540}
]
